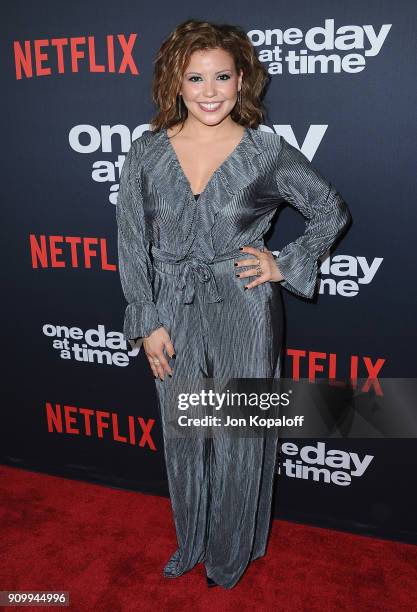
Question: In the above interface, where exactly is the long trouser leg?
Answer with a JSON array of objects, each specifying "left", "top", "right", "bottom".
[
  {"left": 156, "top": 294, "right": 213, "bottom": 578},
  {"left": 202, "top": 281, "right": 284, "bottom": 588}
]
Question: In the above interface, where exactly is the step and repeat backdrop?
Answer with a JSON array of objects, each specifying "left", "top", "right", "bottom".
[{"left": 2, "top": 1, "right": 416, "bottom": 544}]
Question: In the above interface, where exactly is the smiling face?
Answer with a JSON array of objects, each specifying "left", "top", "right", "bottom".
[{"left": 179, "top": 47, "right": 243, "bottom": 127}]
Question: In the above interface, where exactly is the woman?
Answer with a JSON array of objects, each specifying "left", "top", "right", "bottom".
[{"left": 116, "top": 19, "right": 351, "bottom": 589}]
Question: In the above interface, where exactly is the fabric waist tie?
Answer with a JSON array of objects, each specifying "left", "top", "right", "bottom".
[{"left": 150, "top": 240, "right": 265, "bottom": 304}]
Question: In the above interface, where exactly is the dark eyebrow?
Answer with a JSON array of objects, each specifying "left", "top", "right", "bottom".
[{"left": 184, "top": 69, "right": 233, "bottom": 76}]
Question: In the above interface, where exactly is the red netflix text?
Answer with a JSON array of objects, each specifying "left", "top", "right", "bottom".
[
  {"left": 14, "top": 34, "right": 138, "bottom": 80},
  {"left": 45, "top": 402, "right": 156, "bottom": 450},
  {"left": 286, "top": 348, "right": 385, "bottom": 394},
  {"left": 30, "top": 234, "right": 116, "bottom": 270}
]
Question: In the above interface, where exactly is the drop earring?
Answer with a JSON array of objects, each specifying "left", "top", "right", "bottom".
[
  {"left": 177, "top": 94, "right": 183, "bottom": 120},
  {"left": 238, "top": 88, "right": 242, "bottom": 116}
]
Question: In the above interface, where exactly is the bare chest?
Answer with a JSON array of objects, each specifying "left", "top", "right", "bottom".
[{"left": 170, "top": 138, "right": 243, "bottom": 195}]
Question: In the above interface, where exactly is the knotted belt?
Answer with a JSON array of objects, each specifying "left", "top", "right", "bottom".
[{"left": 150, "top": 240, "right": 265, "bottom": 305}]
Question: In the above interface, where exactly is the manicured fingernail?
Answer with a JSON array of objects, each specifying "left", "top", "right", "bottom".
[
  {"left": 236, "top": 274, "right": 240, "bottom": 277},
  {"left": 239, "top": 247, "right": 243, "bottom": 251},
  {"left": 172, "top": 354, "right": 176, "bottom": 359},
  {"left": 244, "top": 286, "right": 248, "bottom": 290},
  {"left": 234, "top": 262, "right": 238, "bottom": 266}
]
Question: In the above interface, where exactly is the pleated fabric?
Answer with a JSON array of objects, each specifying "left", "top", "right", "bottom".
[{"left": 116, "top": 125, "right": 351, "bottom": 588}]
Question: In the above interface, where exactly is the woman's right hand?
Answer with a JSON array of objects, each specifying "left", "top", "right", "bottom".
[{"left": 143, "top": 326, "right": 176, "bottom": 380}]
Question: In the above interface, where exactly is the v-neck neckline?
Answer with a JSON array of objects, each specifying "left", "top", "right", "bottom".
[{"left": 163, "top": 125, "right": 249, "bottom": 201}]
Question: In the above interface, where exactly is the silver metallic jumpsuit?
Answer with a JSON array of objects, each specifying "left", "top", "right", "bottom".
[{"left": 116, "top": 126, "right": 351, "bottom": 588}]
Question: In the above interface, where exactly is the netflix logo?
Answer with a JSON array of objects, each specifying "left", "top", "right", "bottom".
[
  {"left": 13, "top": 34, "right": 139, "bottom": 80},
  {"left": 286, "top": 348, "right": 385, "bottom": 393},
  {"left": 30, "top": 234, "right": 116, "bottom": 270},
  {"left": 45, "top": 401, "right": 157, "bottom": 451}
]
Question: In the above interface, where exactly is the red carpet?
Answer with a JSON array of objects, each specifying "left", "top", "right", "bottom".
[{"left": 1, "top": 465, "right": 416, "bottom": 611}]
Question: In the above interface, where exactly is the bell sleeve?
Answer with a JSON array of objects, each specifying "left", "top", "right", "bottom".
[
  {"left": 116, "top": 137, "right": 162, "bottom": 350},
  {"left": 272, "top": 136, "right": 352, "bottom": 299}
]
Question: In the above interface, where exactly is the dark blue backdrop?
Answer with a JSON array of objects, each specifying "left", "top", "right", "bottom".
[{"left": 2, "top": 0, "right": 416, "bottom": 544}]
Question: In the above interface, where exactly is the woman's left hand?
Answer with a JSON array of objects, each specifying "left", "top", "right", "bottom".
[{"left": 235, "top": 246, "right": 284, "bottom": 290}]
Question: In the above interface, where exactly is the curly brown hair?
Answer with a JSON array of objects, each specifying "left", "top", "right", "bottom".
[{"left": 149, "top": 19, "right": 270, "bottom": 132}]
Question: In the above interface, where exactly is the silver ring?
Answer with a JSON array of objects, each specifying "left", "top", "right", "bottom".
[
  {"left": 255, "top": 263, "right": 262, "bottom": 276},
  {"left": 152, "top": 359, "right": 161, "bottom": 365}
]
